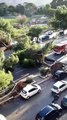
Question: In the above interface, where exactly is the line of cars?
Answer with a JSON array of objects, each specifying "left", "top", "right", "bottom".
[
  {"left": 19, "top": 71, "right": 67, "bottom": 120},
  {"left": 51, "top": 70, "right": 67, "bottom": 108},
  {"left": 19, "top": 82, "right": 63, "bottom": 120},
  {"left": 19, "top": 66, "right": 67, "bottom": 120},
  {"left": 35, "top": 77, "right": 67, "bottom": 120}
]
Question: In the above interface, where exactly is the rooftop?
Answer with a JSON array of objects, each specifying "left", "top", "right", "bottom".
[{"left": 54, "top": 81, "right": 64, "bottom": 88}]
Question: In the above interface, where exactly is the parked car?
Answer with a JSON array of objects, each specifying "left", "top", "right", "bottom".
[
  {"left": 53, "top": 70, "right": 67, "bottom": 80},
  {"left": 0, "top": 114, "right": 6, "bottom": 120},
  {"left": 20, "top": 84, "right": 41, "bottom": 99},
  {"left": 42, "top": 35, "right": 49, "bottom": 42},
  {"left": 61, "top": 95, "right": 67, "bottom": 107},
  {"left": 35, "top": 103, "right": 62, "bottom": 120},
  {"left": 51, "top": 80, "right": 67, "bottom": 94},
  {"left": 53, "top": 41, "right": 67, "bottom": 54}
]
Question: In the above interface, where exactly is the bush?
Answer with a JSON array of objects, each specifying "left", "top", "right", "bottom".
[
  {"left": 39, "top": 67, "right": 49, "bottom": 76},
  {"left": 25, "top": 77, "right": 33, "bottom": 84}
]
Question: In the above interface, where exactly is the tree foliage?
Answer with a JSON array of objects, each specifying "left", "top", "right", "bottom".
[
  {"left": 14, "top": 35, "right": 31, "bottom": 51},
  {"left": 0, "top": 50, "right": 5, "bottom": 69},
  {"left": 28, "top": 27, "right": 42, "bottom": 39},
  {"left": 51, "top": 0, "right": 67, "bottom": 8},
  {"left": 16, "top": 15, "right": 27, "bottom": 24},
  {"left": 0, "top": 3, "right": 8, "bottom": 16},
  {"left": 24, "top": 2, "right": 37, "bottom": 16},
  {"left": 0, "top": 2, "right": 56, "bottom": 17},
  {"left": 51, "top": 6, "right": 67, "bottom": 30},
  {"left": 4, "top": 54, "right": 19, "bottom": 71},
  {"left": 15, "top": 4, "right": 25, "bottom": 14},
  {"left": 0, "top": 70, "right": 13, "bottom": 90}
]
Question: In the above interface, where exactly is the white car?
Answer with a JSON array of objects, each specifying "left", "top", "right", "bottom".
[
  {"left": 20, "top": 84, "right": 41, "bottom": 99},
  {"left": 51, "top": 80, "right": 67, "bottom": 94},
  {"left": 0, "top": 114, "right": 6, "bottom": 120}
]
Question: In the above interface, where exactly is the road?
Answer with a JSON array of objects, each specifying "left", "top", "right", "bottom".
[
  {"left": 0, "top": 76, "right": 67, "bottom": 120},
  {"left": 0, "top": 78, "right": 54, "bottom": 120}
]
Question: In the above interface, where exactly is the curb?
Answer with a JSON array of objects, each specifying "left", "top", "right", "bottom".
[{"left": 38, "top": 74, "right": 52, "bottom": 85}]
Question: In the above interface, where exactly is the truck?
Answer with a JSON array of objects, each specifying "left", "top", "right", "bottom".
[{"left": 53, "top": 41, "right": 67, "bottom": 54}]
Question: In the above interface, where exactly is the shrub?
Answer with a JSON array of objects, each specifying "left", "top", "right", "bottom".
[
  {"left": 39, "top": 67, "right": 49, "bottom": 76},
  {"left": 25, "top": 76, "right": 33, "bottom": 84}
]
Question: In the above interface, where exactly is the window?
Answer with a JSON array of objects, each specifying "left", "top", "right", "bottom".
[
  {"left": 29, "top": 88, "right": 36, "bottom": 92},
  {"left": 60, "top": 84, "right": 66, "bottom": 88},
  {"left": 53, "top": 86, "right": 58, "bottom": 90}
]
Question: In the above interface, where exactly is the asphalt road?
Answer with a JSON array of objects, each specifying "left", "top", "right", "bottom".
[
  {"left": 0, "top": 78, "right": 54, "bottom": 120},
  {"left": 0, "top": 76, "right": 67, "bottom": 120}
]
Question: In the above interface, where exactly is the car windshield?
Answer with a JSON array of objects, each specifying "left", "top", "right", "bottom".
[
  {"left": 63, "top": 97, "right": 67, "bottom": 102},
  {"left": 53, "top": 86, "right": 58, "bottom": 90},
  {"left": 32, "top": 84, "right": 37, "bottom": 87},
  {"left": 50, "top": 104, "right": 57, "bottom": 110},
  {"left": 54, "top": 73, "right": 59, "bottom": 76}
]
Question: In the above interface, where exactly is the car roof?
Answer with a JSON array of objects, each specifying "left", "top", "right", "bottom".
[
  {"left": 23, "top": 84, "right": 36, "bottom": 92},
  {"left": 55, "top": 41, "right": 67, "bottom": 47},
  {"left": 38, "top": 105, "right": 54, "bottom": 117},
  {"left": 54, "top": 81, "right": 65, "bottom": 88}
]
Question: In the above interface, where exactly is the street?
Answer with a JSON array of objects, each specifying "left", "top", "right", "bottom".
[
  {"left": 0, "top": 78, "right": 54, "bottom": 120},
  {"left": 0, "top": 75, "right": 67, "bottom": 120}
]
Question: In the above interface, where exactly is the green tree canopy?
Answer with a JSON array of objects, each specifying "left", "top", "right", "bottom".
[
  {"left": 0, "top": 70, "right": 13, "bottom": 90},
  {"left": 8, "top": 5, "right": 16, "bottom": 14},
  {"left": 15, "top": 4, "right": 25, "bottom": 14},
  {"left": 0, "top": 50, "right": 5, "bottom": 69},
  {"left": 51, "top": 6, "right": 67, "bottom": 30},
  {"left": 51, "top": 0, "right": 67, "bottom": 8},
  {"left": 4, "top": 54, "right": 19, "bottom": 71},
  {"left": 0, "top": 3, "right": 8, "bottom": 16},
  {"left": 0, "top": 30, "right": 12, "bottom": 45},
  {"left": 28, "top": 27, "right": 42, "bottom": 39},
  {"left": 24, "top": 2, "right": 37, "bottom": 16},
  {"left": 0, "top": 18, "right": 13, "bottom": 33}
]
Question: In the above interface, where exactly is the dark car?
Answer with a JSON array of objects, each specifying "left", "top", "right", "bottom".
[
  {"left": 61, "top": 95, "right": 67, "bottom": 107},
  {"left": 53, "top": 70, "right": 67, "bottom": 80},
  {"left": 35, "top": 103, "right": 62, "bottom": 120}
]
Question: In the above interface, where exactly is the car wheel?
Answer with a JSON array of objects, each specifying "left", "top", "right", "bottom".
[
  {"left": 26, "top": 96, "right": 30, "bottom": 99},
  {"left": 59, "top": 112, "right": 62, "bottom": 117},
  {"left": 38, "top": 89, "right": 41, "bottom": 93}
]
